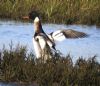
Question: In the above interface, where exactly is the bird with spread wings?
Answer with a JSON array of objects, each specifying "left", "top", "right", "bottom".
[{"left": 22, "top": 11, "right": 88, "bottom": 59}]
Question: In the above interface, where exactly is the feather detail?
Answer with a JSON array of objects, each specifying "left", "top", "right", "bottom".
[
  {"left": 48, "top": 29, "right": 88, "bottom": 42},
  {"left": 62, "top": 29, "right": 87, "bottom": 38}
]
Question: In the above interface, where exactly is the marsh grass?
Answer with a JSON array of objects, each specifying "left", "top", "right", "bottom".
[
  {"left": 0, "top": 44, "right": 100, "bottom": 86},
  {"left": 0, "top": 0, "right": 100, "bottom": 25}
]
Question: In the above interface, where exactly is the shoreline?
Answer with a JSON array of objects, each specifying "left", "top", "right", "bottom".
[
  {"left": 0, "top": 0, "right": 100, "bottom": 26},
  {"left": 0, "top": 18, "right": 100, "bottom": 27}
]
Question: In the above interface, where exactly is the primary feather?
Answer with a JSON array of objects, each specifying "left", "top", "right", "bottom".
[{"left": 48, "top": 29, "right": 87, "bottom": 42}]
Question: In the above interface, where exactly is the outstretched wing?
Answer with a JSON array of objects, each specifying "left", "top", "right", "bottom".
[
  {"left": 62, "top": 29, "right": 87, "bottom": 38},
  {"left": 48, "top": 29, "right": 88, "bottom": 42}
]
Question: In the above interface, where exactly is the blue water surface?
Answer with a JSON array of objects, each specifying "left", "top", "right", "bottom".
[{"left": 0, "top": 20, "right": 100, "bottom": 63}]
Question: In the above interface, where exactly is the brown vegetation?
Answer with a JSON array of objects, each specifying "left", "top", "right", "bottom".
[{"left": 0, "top": 44, "right": 100, "bottom": 86}]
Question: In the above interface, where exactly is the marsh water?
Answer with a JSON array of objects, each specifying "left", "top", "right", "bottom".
[
  {"left": 0, "top": 20, "right": 100, "bottom": 85},
  {"left": 0, "top": 20, "right": 100, "bottom": 62}
]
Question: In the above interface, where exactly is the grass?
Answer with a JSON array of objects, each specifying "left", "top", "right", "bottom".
[
  {"left": 0, "top": 0, "right": 100, "bottom": 25},
  {"left": 0, "top": 44, "right": 100, "bottom": 86}
]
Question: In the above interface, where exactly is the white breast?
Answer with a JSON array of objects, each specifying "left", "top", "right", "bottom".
[
  {"left": 35, "top": 35, "right": 47, "bottom": 50},
  {"left": 33, "top": 38, "right": 42, "bottom": 58}
]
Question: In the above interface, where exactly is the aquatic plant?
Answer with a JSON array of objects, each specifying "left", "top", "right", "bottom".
[
  {"left": 0, "top": 44, "right": 100, "bottom": 86},
  {"left": 0, "top": 0, "right": 100, "bottom": 25}
]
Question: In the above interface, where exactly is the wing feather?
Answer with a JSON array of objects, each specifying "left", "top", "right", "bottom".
[
  {"left": 63, "top": 29, "right": 87, "bottom": 38},
  {"left": 48, "top": 29, "right": 88, "bottom": 42}
]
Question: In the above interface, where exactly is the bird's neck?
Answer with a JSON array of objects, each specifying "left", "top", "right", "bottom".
[
  {"left": 34, "top": 23, "right": 44, "bottom": 33},
  {"left": 34, "top": 21, "right": 46, "bottom": 39}
]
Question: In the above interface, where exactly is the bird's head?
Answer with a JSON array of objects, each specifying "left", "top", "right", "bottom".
[
  {"left": 22, "top": 11, "right": 39, "bottom": 20},
  {"left": 22, "top": 11, "right": 42, "bottom": 33}
]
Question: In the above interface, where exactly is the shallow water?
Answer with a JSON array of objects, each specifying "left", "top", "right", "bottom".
[{"left": 0, "top": 20, "right": 100, "bottom": 63}]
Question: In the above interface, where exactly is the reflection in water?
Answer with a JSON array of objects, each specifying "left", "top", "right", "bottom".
[{"left": 0, "top": 20, "right": 100, "bottom": 63}]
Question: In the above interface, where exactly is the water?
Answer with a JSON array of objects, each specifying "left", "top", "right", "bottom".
[
  {"left": 0, "top": 20, "right": 100, "bottom": 63},
  {"left": 0, "top": 20, "right": 100, "bottom": 86}
]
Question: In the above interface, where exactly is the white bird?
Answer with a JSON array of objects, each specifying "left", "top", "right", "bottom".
[
  {"left": 32, "top": 17, "right": 87, "bottom": 59},
  {"left": 33, "top": 17, "right": 56, "bottom": 59},
  {"left": 22, "top": 11, "right": 87, "bottom": 59}
]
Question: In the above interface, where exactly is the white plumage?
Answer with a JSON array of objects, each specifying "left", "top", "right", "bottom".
[
  {"left": 48, "top": 30, "right": 66, "bottom": 42},
  {"left": 32, "top": 17, "right": 87, "bottom": 59},
  {"left": 33, "top": 37, "right": 42, "bottom": 58}
]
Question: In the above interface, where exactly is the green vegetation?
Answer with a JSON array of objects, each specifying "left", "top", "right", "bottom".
[
  {"left": 0, "top": 44, "right": 100, "bottom": 86},
  {"left": 0, "top": 0, "right": 100, "bottom": 25}
]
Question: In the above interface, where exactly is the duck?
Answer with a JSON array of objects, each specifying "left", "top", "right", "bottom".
[
  {"left": 32, "top": 17, "right": 56, "bottom": 59},
  {"left": 22, "top": 11, "right": 88, "bottom": 59}
]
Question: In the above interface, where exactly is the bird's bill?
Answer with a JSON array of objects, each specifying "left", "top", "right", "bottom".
[{"left": 22, "top": 16, "right": 29, "bottom": 20}]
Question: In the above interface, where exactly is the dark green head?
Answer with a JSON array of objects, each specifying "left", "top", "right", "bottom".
[
  {"left": 28, "top": 11, "right": 39, "bottom": 20},
  {"left": 22, "top": 11, "right": 39, "bottom": 21}
]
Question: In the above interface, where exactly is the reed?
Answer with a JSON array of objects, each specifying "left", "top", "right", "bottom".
[
  {"left": 0, "top": 44, "right": 100, "bottom": 86},
  {"left": 0, "top": 0, "right": 100, "bottom": 25}
]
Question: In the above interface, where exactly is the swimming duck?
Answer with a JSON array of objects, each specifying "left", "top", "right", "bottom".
[{"left": 22, "top": 11, "right": 87, "bottom": 59}]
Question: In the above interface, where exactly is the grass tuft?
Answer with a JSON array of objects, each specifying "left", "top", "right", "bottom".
[{"left": 0, "top": 44, "right": 100, "bottom": 86}]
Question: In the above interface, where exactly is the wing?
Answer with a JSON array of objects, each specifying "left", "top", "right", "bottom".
[
  {"left": 38, "top": 33, "right": 56, "bottom": 50},
  {"left": 48, "top": 30, "right": 66, "bottom": 42},
  {"left": 62, "top": 29, "right": 87, "bottom": 38},
  {"left": 48, "top": 29, "right": 88, "bottom": 42}
]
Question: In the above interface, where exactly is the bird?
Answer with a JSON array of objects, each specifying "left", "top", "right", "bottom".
[
  {"left": 22, "top": 11, "right": 88, "bottom": 59},
  {"left": 32, "top": 17, "right": 56, "bottom": 59}
]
